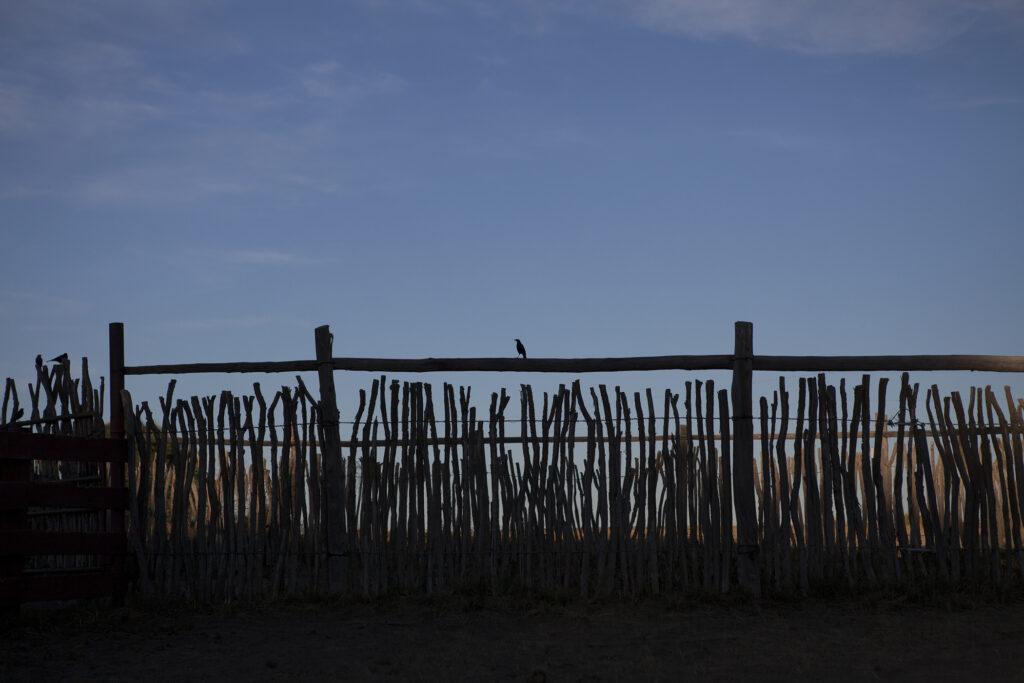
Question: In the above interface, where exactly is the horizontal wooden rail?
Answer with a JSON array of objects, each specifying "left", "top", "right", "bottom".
[
  {"left": 123, "top": 354, "right": 1024, "bottom": 376},
  {"left": 330, "top": 356, "right": 736, "bottom": 373},
  {"left": 124, "top": 360, "right": 319, "bottom": 375},
  {"left": 0, "top": 571, "right": 119, "bottom": 604},
  {"left": 180, "top": 426, "right": 1010, "bottom": 452},
  {"left": 0, "top": 482, "right": 128, "bottom": 510},
  {"left": 1, "top": 430, "right": 128, "bottom": 610},
  {"left": 0, "top": 433, "right": 125, "bottom": 463},
  {"left": 124, "top": 355, "right": 735, "bottom": 375},
  {"left": 754, "top": 355, "right": 1024, "bottom": 372},
  {"left": 0, "top": 531, "right": 126, "bottom": 556}
]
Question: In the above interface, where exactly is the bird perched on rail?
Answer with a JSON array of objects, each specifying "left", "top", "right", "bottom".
[{"left": 515, "top": 339, "right": 527, "bottom": 359}]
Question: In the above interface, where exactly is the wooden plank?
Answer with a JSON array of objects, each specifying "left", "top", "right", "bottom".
[
  {"left": 0, "top": 531, "right": 126, "bottom": 556},
  {"left": 0, "top": 432, "right": 124, "bottom": 463},
  {"left": 0, "top": 482, "right": 128, "bottom": 509},
  {"left": 125, "top": 355, "right": 734, "bottom": 375},
  {"left": 123, "top": 353, "right": 1024, "bottom": 377},
  {"left": 754, "top": 355, "right": 1024, "bottom": 373},
  {"left": 1, "top": 570, "right": 118, "bottom": 604},
  {"left": 125, "top": 360, "right": 320, "bottom": 375}
]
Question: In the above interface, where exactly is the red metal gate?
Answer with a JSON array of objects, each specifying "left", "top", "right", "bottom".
[{"left": 0, "top": 431, "right": 127, "bottom": 610}]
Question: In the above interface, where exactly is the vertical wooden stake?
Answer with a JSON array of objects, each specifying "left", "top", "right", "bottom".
[
  {"left": 316, "top": 325, "right": 345, "bottom": 593},
  {"left": 108, "top": 322, "right": 126, "bottom": 605},
  {"left": 731, "top": 321, "right": 761, "bottom": 596}
]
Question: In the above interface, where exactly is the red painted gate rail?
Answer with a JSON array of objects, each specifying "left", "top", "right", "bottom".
[{"left": 0, "top": 431, "right": 127, "bottom": 610}]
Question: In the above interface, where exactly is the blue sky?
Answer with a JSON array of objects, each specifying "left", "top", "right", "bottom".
[{"left": 2, "top": 0, "right": 1023, "bottom": 416}]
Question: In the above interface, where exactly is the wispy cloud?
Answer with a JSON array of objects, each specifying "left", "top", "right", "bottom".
[
  {"left": 726, "top": 128, "right": 840, "bottom": 154},
  {"left": 0, "top": 184, "right": 54, "bottom": 200},
  {"left": 0, "top": 291, "right": 95, "bottom": 335},
  {"left": 0, "top": 290, "right": 91, "bottom": 315},
  {"left": 75, "top": 168, "right": 253, "bottom": 204},
  {"left": 156, "top": 316, "right": 292, "bottom": 330},
  {"left": 0, "top": 4, "right": 412, "bottom": 206},
  {"left": 0, "top": 81, "right": 33, "bottom": 132},
  {"left": 617, "top": 0, "right": 1019, "bottom": 54},
  {"left": 452, "top": 122, "right": 591, "bottom": 160},
  {"left": 937, "top": 94, "right": 1024, "bottom": 109},
  {"left": 53, "top": 41, "right": 141, "bottom": 75},
  {"left": 226, "top": 250, "right": 334, "bottom": 266},
  {"left": 300, "top": 62, "right": 407, "bottom": 102},
  {"left": 454, "top": 0, "right": 1024, "bottom": 55}
]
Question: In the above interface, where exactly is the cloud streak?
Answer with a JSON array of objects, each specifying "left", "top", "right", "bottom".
[
  {"left": 726, "top": 127, "right": 840, "bottom": 155},
  {"left": 621, "top": 0, "right": 972, "bottom": 53},
  {"left": 74, "top": 167, "right": 253, "bottom": 204},
  {"left": 482, "top": 0, "right": 1024, "bottom": 54},
  {"left": 156, "top": 316, "right": 297, "bottom": 330},
  {"left": 226, "top": 250, "right": 335, "bottom": 266},
  {"left": 937, "top": 94, "right": 1024, "bottom": 109}
]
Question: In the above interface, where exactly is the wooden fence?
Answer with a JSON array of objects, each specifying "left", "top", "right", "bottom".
[
  {"left": 5, "top": 321, "right": 1024, "bottom": 604},
  {"left": 114, "top": 369, "right": 1024, "bottom": 601},
  {"left": 115, "top": 373, "right": 1024, "bottom": 602}
]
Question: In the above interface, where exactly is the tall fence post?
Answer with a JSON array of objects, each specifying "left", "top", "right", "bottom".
[
  {"left": 108, "top": 322, "right": 127, "bottom": 605},
  {"left": 109, "top": 323, "right": 125, "bottom": 440},
  {"left": 315, "top": 325, "right": 345, "bottom": 593},
  {"left": 731, "top": 321, "right": 761, "bottom": 596}
]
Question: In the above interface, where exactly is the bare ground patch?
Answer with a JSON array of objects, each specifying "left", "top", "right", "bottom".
[{"left": 3, "top": 592, "right": 1024, "bottom": 682}]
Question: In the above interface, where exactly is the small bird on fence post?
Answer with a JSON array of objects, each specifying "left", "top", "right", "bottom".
[{"left": 515, "top": 339, "right": 527, "bottom": 359}]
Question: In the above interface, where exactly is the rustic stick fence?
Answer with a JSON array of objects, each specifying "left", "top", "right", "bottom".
[
  {"left": 5, "top": 321, "right": 1024, "bottom": 603},
  {"left": 100, "top": 321, "right": 1024, "bottom": 601},
  {"left": 112, "top": 371, "right": 1024, "bottom": 602}
]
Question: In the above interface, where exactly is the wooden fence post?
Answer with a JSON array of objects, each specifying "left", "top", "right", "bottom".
[
  {"left": 315, "top": 325, "right": 345, "bottom": 593},
  {"left": 108, "top": 322, "right": 126, "bottom": 605},
  {"left": 732, "top": 321, "right": 761, "bottom": 596},
  {"left": 109, "top": 323, "right": 125, "bottom": 441}
]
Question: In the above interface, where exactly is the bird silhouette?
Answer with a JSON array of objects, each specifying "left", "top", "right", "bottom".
[
  {"left": 515, "top": 339, "right": 527, "bottom": 359},
  {"left": 48, "top": 353, "right": 69, "bottom": 364},
  {"left": 35, "top": 354, "right": 43, "bottom": 370}
]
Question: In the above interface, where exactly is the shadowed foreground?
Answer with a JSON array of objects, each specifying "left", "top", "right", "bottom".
[{"left": 3, "top": 596, "right": 1023, "bottom": 682}]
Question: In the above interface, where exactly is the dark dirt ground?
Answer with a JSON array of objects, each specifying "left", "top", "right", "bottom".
[{"left": 3, "top": 592, "right": 1024, "bottom": 682}]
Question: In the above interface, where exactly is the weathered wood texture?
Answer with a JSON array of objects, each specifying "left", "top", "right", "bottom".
[
  {"left": 315, "top": 326, "right": 345, "bottom": 593},
  {"left": 732, "top": 322, "right": 759, "bottom": 596}
]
